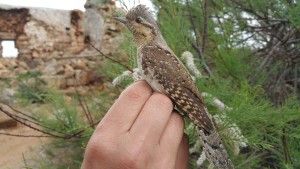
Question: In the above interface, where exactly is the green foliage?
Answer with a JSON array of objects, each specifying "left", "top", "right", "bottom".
[
  {"left": 45, "top": 92, "right": 81, "bottom": 133},
  {"left": 214, "top": 47, "right": 253, "bottom": 79},
  {"left": 288, "top": 3, "right": 300, "bottom": 28},
  {"left": 24, "top": 86, "right": 117, "bottom": 169},
  {"left": 153, "top": 0, "right": 192, "bottom": 55},
  {"left": 119, "top": 31, "right": 138, "bottom": 69},
  {"left": 18, "top": 0, "right": 299, "bottom": 168},
  {"left": 16, "top": 71, "right": 50, "bottom": 104},
  {"left": 98, "top": 58, "right": 134, "bottom": 88},
  {"left": 193, "top": 77, "right": 300, "bottom": 168},
  {"left": 153, "top": 0, "right": 300, "bottom": 168},
  {"left": 20, "top": 91, "right": 84, "bottom": 169},
  {"left": 19, "top": 5, "right": 136, "bottom": 168}
]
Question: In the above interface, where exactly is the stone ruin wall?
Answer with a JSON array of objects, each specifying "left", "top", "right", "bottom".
[
  {"left": 0, "top": 6, "right": 86, "bottom": 61},
  {"left": 0, "top": 1, "right": 121, "bottom": 88},
  {"left": 0, "top": 0, "right": 126, "bottom": 131}
]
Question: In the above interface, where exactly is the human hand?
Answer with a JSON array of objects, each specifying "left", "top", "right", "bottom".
[{"left": 81, "top": 81, "right": 189, "bottom": 169}]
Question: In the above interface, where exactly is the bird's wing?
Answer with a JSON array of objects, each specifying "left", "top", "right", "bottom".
[{"left": 141, "top": 45, "right": 214, "bottom": 132}]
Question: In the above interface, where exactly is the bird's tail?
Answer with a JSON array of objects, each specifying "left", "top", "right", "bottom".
[{"left": 198, "top": 127, "right": 235, "bottom": 169}]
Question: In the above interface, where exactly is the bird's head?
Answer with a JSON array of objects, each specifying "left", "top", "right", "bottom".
[{"left": 115, "top": 5, "right": 158, "bottom": 47}]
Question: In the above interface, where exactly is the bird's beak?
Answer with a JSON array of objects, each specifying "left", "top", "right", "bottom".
[{"left": 114, "top": 17, "right": 130, "bottom": 29}]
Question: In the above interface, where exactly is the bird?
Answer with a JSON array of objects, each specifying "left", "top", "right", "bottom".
[{"left": 115, "top": 5, "right": 234, "bottom": 169}]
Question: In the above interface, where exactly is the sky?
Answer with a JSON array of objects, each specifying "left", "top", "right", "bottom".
[
  {"left": 0, "top": 0, "right": 153, "bottom": 10},
  {"left": 0, "top": 0, "right": 153, "bottom": 57},
  {"left": 0, "top": 0, "right": 86, "bottom": 10}
]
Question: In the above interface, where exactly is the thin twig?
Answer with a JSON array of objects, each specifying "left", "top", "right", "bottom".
[
  {"left": 192, "top": 43, "right": 214, "bottom": 77},
  {"left": 230, "top": 0, "right": 265, "bottom": 20},
  {"left": 186, "top": 0, "right": 200, "bottom": 47},
  {"left": 0, "top": 105, "right": 68, "bottom": 135},
  {"left": 74, "top": 77, "right": 93, "bottom": 125},
  {"left": 257, "top": 28, "right": 296, "bottom": 72},
  {"left": 294, "top": 64, "right": 298, "bottom": 94},
  {"left": 82, "top": 94, "right": 94, "bottom": 125},
  {"left": 63, "top": 119, "right": 101, "bottom": 139},
  {"left": 201, "top": 0, "right": 208, "bottom": 55},
  {"left": 1, "top": 102, "right": 39, "bottom": 121},
  {"left": 89, "top": 42, "right": 133, "bottom": 72},
  {"left": 0, "top": 106, "right": 69, "bottom": 139},
  {"left": 0, "top": 132, "right": 52, "bottom": 138},
  {"left": 214, "top": 47, "right": 240, "bottom": 80},
  {"left": 0, "top": 105, "right": 100, "bottom": 139},
  {"left": 54, "top": 54, "right": 100, "bottom": 60},
  {"left": 28, "top": 54, "right": 101, "bottom": 61},
  {"left": 22, "top": 153, "right": 28, "bottom": 169},
  {"left": 281, "top": 128, "right": 291, "bottom": 163},
  {"left": 274, "top": 67, "right": 292, "bottom": 92},
  {"left": 186, "top": 0, "right": 213, "bottom": 77}
]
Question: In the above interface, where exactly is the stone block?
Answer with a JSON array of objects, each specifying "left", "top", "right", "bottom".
[
  {"left": 64, "top": 64, "right": 75, "bottom": 78},
  {"left": 75, "top": 70, "right": 88, "bottom": 85},
  {"left": 0, "top": 32, "right": 16, "bottom": 39},
  {"left": 41, "top": 75, "right": 67, "bottom": 89}
]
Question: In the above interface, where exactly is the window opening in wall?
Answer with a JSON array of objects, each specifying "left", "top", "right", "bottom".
[{"left": 2, "top": 40, "right": 18, "bottom": 58}]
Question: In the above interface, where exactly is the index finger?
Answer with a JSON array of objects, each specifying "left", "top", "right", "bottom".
[{"left": 97, "top": 81, "right": 152, "bottom": 133}]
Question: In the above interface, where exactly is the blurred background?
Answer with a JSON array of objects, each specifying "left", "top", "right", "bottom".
[{"left": 0, "top": 0, "right": 299, "bottom": 168}]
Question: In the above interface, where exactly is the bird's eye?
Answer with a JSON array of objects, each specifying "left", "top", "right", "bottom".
[{"left": 135, "top": 17, "right": 142, "bottom": 23}]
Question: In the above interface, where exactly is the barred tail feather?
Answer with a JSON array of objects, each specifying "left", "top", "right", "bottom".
[{"left": 198, "top": 128, "right": 235, "bottom": 169}]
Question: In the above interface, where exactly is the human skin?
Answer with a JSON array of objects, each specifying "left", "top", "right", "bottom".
[{"left": 81, "top": 80, "right": 189, "bottom": 169}]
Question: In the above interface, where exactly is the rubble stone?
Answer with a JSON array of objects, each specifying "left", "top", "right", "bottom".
[
  {"left": 0, "top": 1, "right": 122, "bottom": 88},
  {"left": 64, "top": 64, "right": 75, "bottom": 78},
  {"left": 0, "top": 41, "right": 2, "bottom": 58}
]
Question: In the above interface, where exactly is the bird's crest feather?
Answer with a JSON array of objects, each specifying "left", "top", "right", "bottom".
[{"left": 126, "top": 5, "right": 157, "bottom": 27}]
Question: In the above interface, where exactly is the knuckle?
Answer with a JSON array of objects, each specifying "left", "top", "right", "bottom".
[
  {"left": 87, "top": 126, "right": 116, "bottom": 157},
  {"left": 85, "top": 137, "right": 109, "bottom": 158},
  {"left": 94, "top": 122, "right": 110, "bottom": 136},
  {"left": 153, "top": 93, "right": 173, "bottom": 108},
  {"left": 124, "top": 89, "right": 144, "bottom": 100},
  {"left": 121, "top": 146, "right": 144, "bottom": 169},
  {"left": 122, "top": 156, "right": 139, "bottom": 169}
]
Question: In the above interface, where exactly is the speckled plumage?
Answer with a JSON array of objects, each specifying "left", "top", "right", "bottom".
[
  {"left": 116, "top": 5, "right": 234, "bottom": 169},
  {"left": 140, "top": 45, "right": 214, "bottom": 132}
]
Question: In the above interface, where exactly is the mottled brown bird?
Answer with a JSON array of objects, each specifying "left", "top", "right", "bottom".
[{"left": 115, "top": 5, "right": 234, "bottom": 169}]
